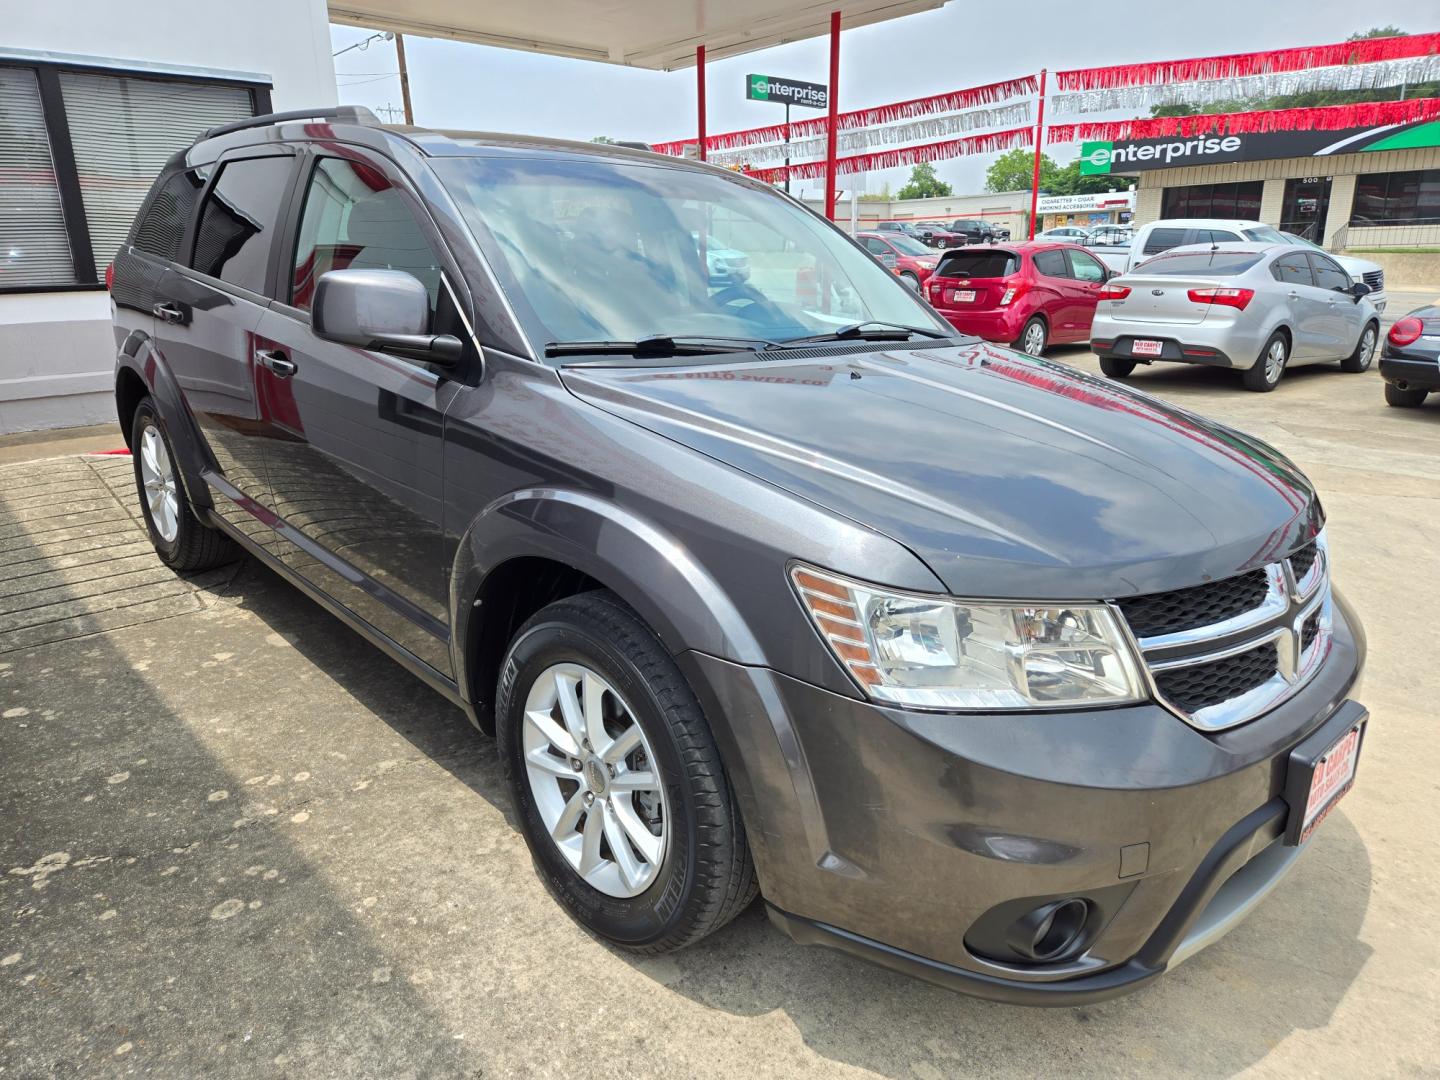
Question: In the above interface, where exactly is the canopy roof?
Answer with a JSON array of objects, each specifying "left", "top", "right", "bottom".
[{"left": 328, "top": 0, "right": 947, "bottom": 70}]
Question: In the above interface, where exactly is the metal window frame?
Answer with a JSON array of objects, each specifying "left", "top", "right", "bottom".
[{"left": 0, "top": 55, "right": 271, "bottom": 296}]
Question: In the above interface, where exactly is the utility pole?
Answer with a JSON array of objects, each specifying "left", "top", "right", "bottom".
[{"left": 396, "top": 33, "right": 414, "bottom": 124}]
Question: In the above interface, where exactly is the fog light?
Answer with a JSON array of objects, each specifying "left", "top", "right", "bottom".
[{"left": 1004, "top": 898, "right": 1090, "bottom": 962}]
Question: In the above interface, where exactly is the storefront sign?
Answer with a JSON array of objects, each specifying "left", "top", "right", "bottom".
[
  {"left": 1036, "top": 192, "right": 1135, "bottom": 213},
  {"left": 1080, "top": 118, "right": 1440, "bottom": 174},
  {"left": 746, "top": 74, "right": 829, "bottom": 110}
]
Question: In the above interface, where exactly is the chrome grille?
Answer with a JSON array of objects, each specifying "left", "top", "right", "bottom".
[
  {"left": 1363, "top": 269, "right": 1384, "bottom": 292},
  {"left": 1117, "top": 532, "right": 1332, "bottom": 731}
]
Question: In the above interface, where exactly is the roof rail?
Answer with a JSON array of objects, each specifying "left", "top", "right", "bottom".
[{"left": 201, "top": 105, "right": 381, "bottom": 141}]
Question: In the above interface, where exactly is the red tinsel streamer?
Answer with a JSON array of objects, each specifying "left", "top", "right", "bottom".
[
  {"left": 745, "top": 126, "right": 1034, "bottom": 184},
  {"left": 651, "top": 74, "right": 1038, "bottom": 155},
  {"left": 1057, "top": 32, "right": 1440, "bottom": 91},
  {"left": 1046, "top": 97, "right": 1440, "bottom": 143}
]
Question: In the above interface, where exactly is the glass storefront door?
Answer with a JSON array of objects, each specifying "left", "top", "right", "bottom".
[{"left": 1280, "top": 176, "right": 1332, "bottom": 241}]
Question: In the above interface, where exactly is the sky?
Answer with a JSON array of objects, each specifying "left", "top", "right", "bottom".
[{"left": 329, "top": 0, "right": 1437, "bottom": 199}]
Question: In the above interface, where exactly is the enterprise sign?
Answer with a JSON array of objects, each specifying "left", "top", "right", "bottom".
[
  {"left": 1081, "top": 119, "right": 1440, "bottom": 174},
  {"left": 746, "top": 73, "right": 829, "bottom": 110}
]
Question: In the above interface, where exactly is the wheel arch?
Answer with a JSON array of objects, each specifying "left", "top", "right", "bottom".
[
  {"left": 451, "top": 488, "right": 764, "bottom": 734},
  {"left": 114, "top": 343, "right": 215, "bottom": 511}
]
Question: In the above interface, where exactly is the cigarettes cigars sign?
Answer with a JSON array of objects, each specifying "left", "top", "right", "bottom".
[
  {"left": 1080, "top": 119, "right": 1440, "bottom": 174},
  {"left": 746, "top": 74, "right": 829, "bottom": 110}
]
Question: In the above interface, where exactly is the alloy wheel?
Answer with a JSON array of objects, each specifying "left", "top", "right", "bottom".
[
  {"left": 1022, "top": 322, "right": 1046, "bottom": 356},
  {"left": 521, "top": 662, "right": 668, "bottom": 898},
  {"left": 1264, "top": 338, "right": 1287, "bottom": 384},
  {"left": 1359, "top": 327, "right": 1376, "bottom": 370},
  {"left": 139, "top": 424, "right": 180, "bottom": 543}
]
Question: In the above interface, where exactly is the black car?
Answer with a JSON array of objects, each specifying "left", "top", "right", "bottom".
[
  {"left": 936, "top": 218, "right": 994, "bottom": 246},
  {"left": 1380, "top": 306, "right": 1440, "bottom": 408},
  {"left": 108, "top": 106, "right": 1367, "bottom": 1005}
]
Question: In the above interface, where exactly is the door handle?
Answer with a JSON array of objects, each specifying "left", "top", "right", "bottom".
[
  {"left": 152, "top": 301, "right": 184, "bottom": 324},
  {"left": 255, "top": 349, "right": 297, "bottom": 378}
]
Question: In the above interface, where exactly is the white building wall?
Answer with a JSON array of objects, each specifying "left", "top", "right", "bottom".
[{"left": 0, "top": 0, "right": 336, "bottom": 435}]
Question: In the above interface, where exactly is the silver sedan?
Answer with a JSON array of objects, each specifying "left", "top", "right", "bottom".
[{"left": 1090, "top": 243, "right": 1380, "bottom": 392}]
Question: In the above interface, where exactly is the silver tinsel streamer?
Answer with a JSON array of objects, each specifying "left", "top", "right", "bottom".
[
  {"left": 707, "top": 101, "right": 1032, "bottom": 167},
  {"left": 1051, "top": 56, "right": 1440, "bottom": 115}
]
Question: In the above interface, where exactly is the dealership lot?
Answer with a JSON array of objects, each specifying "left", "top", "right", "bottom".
[{"left": 3, "top": 317, "right": 1440, "bottom": 1077}]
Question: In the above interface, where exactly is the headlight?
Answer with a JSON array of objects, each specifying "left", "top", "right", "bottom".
[{"left": 791, "top": 565, "right": 1146, "bottom": 711}]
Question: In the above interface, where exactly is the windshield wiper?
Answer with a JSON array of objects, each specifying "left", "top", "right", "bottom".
[
  {"left": 545, "top": 334, "right": 776, "bottom": 358},
  {"left": 769, "top": 321, "right": 951, "bottom": 348}
]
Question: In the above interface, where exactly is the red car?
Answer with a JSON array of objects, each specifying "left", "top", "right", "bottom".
[
  {"left": 925, "top": 241, "right": 1113, "bottom": 355},
  {"left": 855, "top": 231, "right": 940, "bottom": 291}
]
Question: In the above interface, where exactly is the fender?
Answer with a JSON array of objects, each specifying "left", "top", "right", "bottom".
[
  {"left": 115, "top": 332, "right": 215, "bottom": 511},
  {"left": 449, "top": 486, "right": 766, "bottom": 714}
]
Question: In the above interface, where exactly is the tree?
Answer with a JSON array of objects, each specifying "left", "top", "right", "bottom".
[
  {"left": 985, "top": 148, "right": 1057, "bottom": 193},
  {"left": 896, "top": 162, "right": 952, "bottom": 199},
  {"left": 1048, "top": 159, "right": 1131, "bottom": 196}
]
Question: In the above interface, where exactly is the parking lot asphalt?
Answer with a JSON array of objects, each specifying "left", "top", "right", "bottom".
[{"left": 4, "top": 318, "right": 1440, "bottom": 1078}]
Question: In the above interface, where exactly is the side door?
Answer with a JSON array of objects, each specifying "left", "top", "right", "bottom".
[
  {"left": 1030, "top": 248, "right": 1077, "bottom": 339},
  {"left": 150, "top": 151, "right": 299, "bottom": 547},
  {"left": 253, "top": 150, "right": 465, "bottom": 676},
  {"left": 860, "top": 235, "right": 898, "bottom": 273},
  {"left": 1064, "top": 248, "right": 1109, "bottom": 338},
  {"left": 1308, "top": 252, "right": 1363, "bottom": 358},
  {"left": 1270, "top": 252, "right": 1326, "bottom": 359}
]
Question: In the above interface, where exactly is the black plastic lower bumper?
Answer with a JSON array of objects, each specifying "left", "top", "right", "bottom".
[
  {"left": 1380, "top": 353, "right": 1440, "bottom": 392},
  {"left": 1091, "top": 336, "right": 1235, "bottom": 367}
]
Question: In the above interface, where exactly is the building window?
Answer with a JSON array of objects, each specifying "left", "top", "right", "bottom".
[
  {"left": 0, "top": 68, "right": 75, "bottom": 288},
  {"left": 0, "top": 58, "right": 266, "bottom": 294},
  {"left": 1161, "top": 181, "right": 1264, "bottom": 221},
  {"left": 1351, "top": 170, "right": 1440, "bottom": 226}
]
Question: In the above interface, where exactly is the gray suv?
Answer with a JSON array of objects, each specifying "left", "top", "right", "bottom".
[{"left": 109, "top": 107, "right": 1368, "bottom": 1005}]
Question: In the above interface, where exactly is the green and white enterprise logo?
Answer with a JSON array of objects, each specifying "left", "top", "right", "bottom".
[
  {"left": 1080, "top": 140, "right": 1115, "bottom": 175},
  {"left": 748, "top": 74, "right": 771, "bottom": 101}
]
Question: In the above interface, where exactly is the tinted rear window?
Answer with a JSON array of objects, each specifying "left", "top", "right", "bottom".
[
  {"left": 934, "top": 250, "right": 1017, "bottom": 278},
  {"left": 1143, "top": 227, "right": 1191, "bottom": 254},
  {"left": 1137, "top": 251, "right": 1263, "bottom": 276}
]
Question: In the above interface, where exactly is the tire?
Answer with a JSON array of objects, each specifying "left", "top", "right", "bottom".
[
  {"left": 1341, "top": 321, "right": 1379, "bottom": 373},
  {"left": 1099, "top": 356, "right": 1136, "bottom": 379},
  {"left": 1016, "top": 317, "right": 1048, "bottom": 357},
  {"left": 497, "top": 590, "right": 757, "bottom": 953},
  {"left": 899, "top": 271, "right": 920, "bottom": 291},
  {"left": 1384, "top": 382, "right": 1429, "bottom": 408},
  {"left": 1243, "top": 331, "right": 1289, "bottom": 392},
  {"left": 130, "top": 398, "right": 240, "bottom": 572}
]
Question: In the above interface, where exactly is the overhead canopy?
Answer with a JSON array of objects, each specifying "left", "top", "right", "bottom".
[{"left": 328, "top": 0, "right": 947, "bottom": 70}]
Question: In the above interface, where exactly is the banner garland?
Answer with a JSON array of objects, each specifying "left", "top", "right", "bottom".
[
  {"left": 1052, "top": 55, "right": 1440, "bottom": 115},
  {"left": 1046, "top": 96, "right": 1440, "bottom": 143},
  {"left": 651, "top": 74, "right": 1037, "bottom": 155},
  {"left": 745, "top": 126, "right": 1034, "bottom": 184},
  {"left": 706, "top": 102, "right": 1033, "bottom": 166},
  {"left": 1056, "top": 32, "right": 1440, "bottom": 91}
]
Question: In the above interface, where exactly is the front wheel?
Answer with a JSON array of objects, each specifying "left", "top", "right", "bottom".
[
  {"left": 497, "top": 590, "right": 757, "bottom": 953},
  {"left": 1243, "top": 331, "right": 1289, "bottom": 392},
  {"left": 1099, "top": 356, "right": 1136, "bottom": 379},
  {"left": 1341, "top": 322, "right": 1378, "bottom": 373},
  {"left": 1016, "top": 317, "right": 1048, "bottom": 357},
  {"left": 1384, "top": 382, "right": 1429, "bottom": 408}
]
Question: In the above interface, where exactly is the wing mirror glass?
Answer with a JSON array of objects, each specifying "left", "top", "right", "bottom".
[
  {"left": 313, "top": 268, "right": 463, "bottom": 367},
  {"left": 1349, "top": 281, "right": 1372, "bottom": 300}
]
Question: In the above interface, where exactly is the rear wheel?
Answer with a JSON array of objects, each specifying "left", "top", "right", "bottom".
[
  {"left": 1341, "top": 322, "right": 1378, "bottom": 373},
  {"left": 497, "top": 590, "right": 756, "bottom": 953},
  {"left": 130, "top": 398, "right": 239, "bottom": 572},
  {"left": 1384, "top": 382, "right": 1429, "bottom": 408},
  {"left": 1099, "top": 356, "right": 1136, "bottom": 379},
  {"left": 1016, "top": 317, "right": 1048, "bottom": 357},
  {"left": 1243, "top": 331, "right": 1288, "bottom": 392}
]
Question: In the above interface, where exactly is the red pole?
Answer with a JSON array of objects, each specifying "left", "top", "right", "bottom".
[
  {"left": 1028, "top": 68, "right": 1047, "bottom": 239},
  {"left": 824, "top": 10, "right": 840, "bottom": 220},
  {"left": 696, "top": 45, "right": 707, "bottom": 161}
]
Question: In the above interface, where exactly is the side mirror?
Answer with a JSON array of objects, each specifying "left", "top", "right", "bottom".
[
  {"left": 1349, "top": 281, "right": 1372, "bottom": 300},
  {"left": 313, "top": 268, "right": 463, "bottom": 367}
]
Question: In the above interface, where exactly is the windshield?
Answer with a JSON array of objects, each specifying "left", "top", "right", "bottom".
[
  {"left": 435, "top": 156, "right": 948, "bottom": 355},
  {"left": 886, "top": 234, "right": 933, "bottom": 257},
  {"left": 1243, "top": 225, "right": 1288, "bottom": 244}
]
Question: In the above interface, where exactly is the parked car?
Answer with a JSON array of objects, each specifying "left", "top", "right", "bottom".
[
  {"left": 1126, "top": 220, "right": 1388, "bottom": 310},
  {"left": 110, "top": 107, "right": 1368, "bottom": 1005},
  {"left": 692, "top": 231, "right": 751, "bottom": 286},
  {"left": 856, "top": 230, "right": 940, "bottom": 289},
  {"left": 1084, "top": 225, "right": 1133, "bottom": 247},
  {"left": 983, "top": 220, "right": 1011, "bottom": 241},
  {"left": 926, "top": 241, "right": 1113, "bottom": 355},
  {"left": 1380, "top": 305, "right": 1440, "bottom": 408},
  {"left": 874, "top": 220, "right": 929, "bottom": 243},
  {"left": 1092, "top": 244, "right": 1379, "bottom": 392},
  {"left": 1035, "top": 226, "right": 1090, "bottom": 242},
  {"left": 937, "top": 219, "right": 995, "bottom": 246}
]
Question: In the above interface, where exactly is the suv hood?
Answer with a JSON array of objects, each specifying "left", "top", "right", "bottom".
[{"left": 560, "top": 343, "right": 1320, "bottom": 599}]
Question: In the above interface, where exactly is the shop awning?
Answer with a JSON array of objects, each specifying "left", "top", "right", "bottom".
[{"left": 327, "top": 0, "right": 945, "bottom": 70}]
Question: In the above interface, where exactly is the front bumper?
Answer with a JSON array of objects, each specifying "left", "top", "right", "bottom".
[{"left": 679, "top": 592, "right": 1366, "bottom": 1004}]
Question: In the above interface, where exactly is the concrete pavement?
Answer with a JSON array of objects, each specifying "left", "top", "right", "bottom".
[{"left": 2, "top": 355, "right": 1439, "bottom": 1078}]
